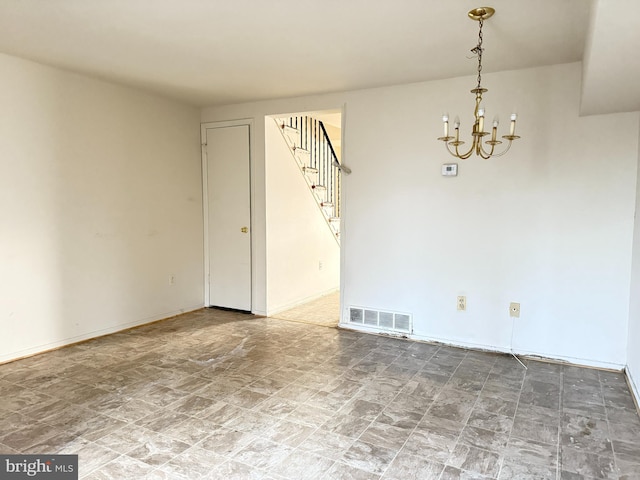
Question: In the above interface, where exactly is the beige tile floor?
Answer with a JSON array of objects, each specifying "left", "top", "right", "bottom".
[
  {"left": 0, "top": 306, "right": 639, "bottom": 479},
  {"left": 269, "top": 291, "right": 340, "bottom": 327}
]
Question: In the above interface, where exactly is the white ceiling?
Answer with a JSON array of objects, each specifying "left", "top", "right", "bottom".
[{"left": 0, "top": 1, "right": 637, "bottom": 114}]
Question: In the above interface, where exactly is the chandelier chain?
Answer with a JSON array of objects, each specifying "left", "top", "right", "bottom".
[{"left": 476, "top": 18, "right": 484, "bottom": 90}]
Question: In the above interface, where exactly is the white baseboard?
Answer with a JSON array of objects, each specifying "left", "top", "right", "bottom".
[
  {"left": 0, "top": 304, "right": 204, "bottom": 365},
  {"left": 626, "top": 364, "right": 640, "bottom": 412},
  {"left": 338, "top": 322, "right": 625, "bottom": 371}
]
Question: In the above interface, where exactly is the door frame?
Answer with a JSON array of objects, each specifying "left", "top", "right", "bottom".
[{"left": 201, "top": 119, "right": 254, "bottom": 311}]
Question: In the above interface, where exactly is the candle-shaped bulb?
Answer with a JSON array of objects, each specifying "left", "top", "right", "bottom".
[
  {"left": 454, "top": 116, "right": 460, "bottom": 129},
  {"left": 509, "top": 113, "right": 517, "bottom": 136},
  {"left": 493, "top": 115, "right": 499, "bottom": 128},
  {"left": 442, "top": 113, "right": 449, "bottom": 122},
  {"left": 478, "top": 108, "right": 485, "bottom": 117}
]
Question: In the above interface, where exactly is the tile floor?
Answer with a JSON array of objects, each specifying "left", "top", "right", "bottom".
[
  {"left": 269, "top": 291, "right": 340, "bottom": 328},
  {"left": 0, "top": 308, "right": 639, "bottom": 479}
]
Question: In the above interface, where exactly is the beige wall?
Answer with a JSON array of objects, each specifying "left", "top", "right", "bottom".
[{"left": 0, "top": 53, "right": 203, "bottom": 362}]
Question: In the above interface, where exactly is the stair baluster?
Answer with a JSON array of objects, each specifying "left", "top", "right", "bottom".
[{"left": 277, "top": 115, "right": 343, "bottom": 243}]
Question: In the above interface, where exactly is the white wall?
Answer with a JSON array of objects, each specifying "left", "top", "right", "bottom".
[
  {"left": 0, "top": 53, "right": 203, "bottom": 363},
  {"left": 265, "top": 118, "right": 339, "bottom": 314},
  {"left": 202, "top": 62, "right": 639, "bottom": 369},
  {"left": 345, "top": 63, "right": 637, "bottom": 369},
  {"left": 627, "top": 119, "right": 640, "bottom": 403}
]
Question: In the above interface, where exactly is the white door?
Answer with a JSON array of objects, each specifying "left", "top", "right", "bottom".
[{"left": 205, "top": 124, "right": 251, "bottom": 311}]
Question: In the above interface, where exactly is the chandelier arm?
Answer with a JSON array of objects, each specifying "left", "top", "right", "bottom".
[
  {"left": 479, "top": 140, "right": 513, "bottom": 158},
  {"left": 454, "top": 141, "right": 475, "bottom": 160},
  {"left": 488, "top": 141, "right": 513, "bottom": 158},
  {"left": 478, "top": 146, "right": 491, "bottom": 159},
  {"left": 479, "top": 141, "right": 496, "bottom": 159},
  {"left": 444, "top": 143, "right": 463, "bottom": 158},
  {"left": 444, "top": 142, "right": 460, "bottom": 158}
]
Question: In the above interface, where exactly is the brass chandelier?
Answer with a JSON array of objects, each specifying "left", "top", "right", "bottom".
[{"left": 438, "top": 7, "right": 520, "bottom": 159}]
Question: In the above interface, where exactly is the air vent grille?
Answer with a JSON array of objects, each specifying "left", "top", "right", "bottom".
[{"left": 348, "top": 307, "right": 412, "bottom": 334}]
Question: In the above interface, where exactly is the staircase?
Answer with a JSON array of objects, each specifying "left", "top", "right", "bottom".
[{"left": 276, "top": 116, "right": 344, "bottom": 244}]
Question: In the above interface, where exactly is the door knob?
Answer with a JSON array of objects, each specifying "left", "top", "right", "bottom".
[{"left": 241, "top": 227, "right": 249, "bottom": 233}]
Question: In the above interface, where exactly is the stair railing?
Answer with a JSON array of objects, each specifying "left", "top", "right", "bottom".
[
  {"left": 281, "top": 116, "right": 343, "bottom": 222},
  {"left": 318, "top": 121, "right": 341, "bottom": 218}
]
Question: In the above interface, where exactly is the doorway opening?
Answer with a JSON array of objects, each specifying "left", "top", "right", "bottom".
[{"left": 265, "top": 109, "right": 343, "bottom": 327}]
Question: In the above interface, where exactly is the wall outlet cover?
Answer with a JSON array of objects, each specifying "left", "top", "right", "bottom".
[{"left": 457, "top": 296, "right": 466, "bottom": 311}]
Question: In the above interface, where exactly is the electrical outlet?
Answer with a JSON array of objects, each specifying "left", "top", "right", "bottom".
[
  {"left": 457, "top": 296, "right": 466, "bottom": 311},
  {"left": 319, "top": 261, "right": 323, "bottom": 271},
  {"left": 169, "top": 274, "right": 176, "bottom": 286},
  {"left": 510, "top": 302, "right": 520, "bottom": 318}
]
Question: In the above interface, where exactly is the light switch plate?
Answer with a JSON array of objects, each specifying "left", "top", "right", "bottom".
[{"left": 442, "top": 163, "right": 458, "bottom": 176}]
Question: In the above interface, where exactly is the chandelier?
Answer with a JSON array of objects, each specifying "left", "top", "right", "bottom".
[{"left": 438, "top": 7, "right": 520, "bottom": 159}]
